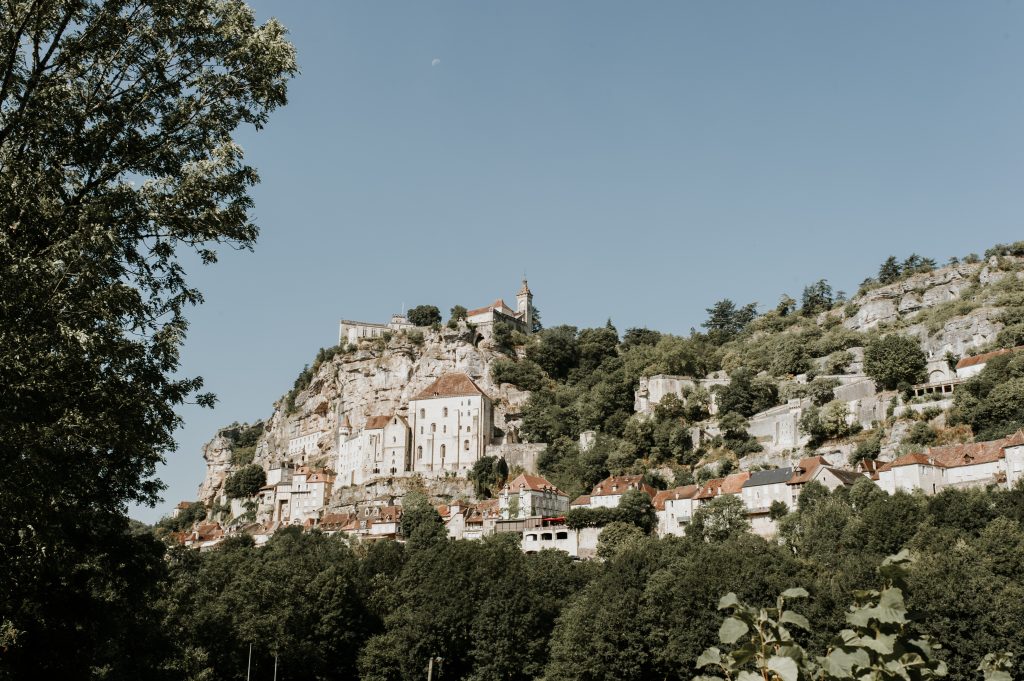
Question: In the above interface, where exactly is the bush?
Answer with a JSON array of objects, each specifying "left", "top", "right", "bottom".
[
  {"left": 407, "top": 304, "right": 441, "bottom": 326},
  {"left": 490, "top": 358, "right": 546, "bottom": 391},
  {"left": 224, "top": 464, "right": 266, "bottom": 499},
  {"left": 864, "top": 334, "right": 926, "bottom": 390}
]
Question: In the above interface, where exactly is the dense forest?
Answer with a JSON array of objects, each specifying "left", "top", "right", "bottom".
[{"left": 120, "top": 482, "right": 1024, "bottom": 679}]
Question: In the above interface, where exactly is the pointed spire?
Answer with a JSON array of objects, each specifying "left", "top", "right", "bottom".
[{"left": 517, "top": 278, "right": 531, "bottom": 296}]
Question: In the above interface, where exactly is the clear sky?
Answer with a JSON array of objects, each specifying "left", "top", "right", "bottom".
[{"left": 133, "top": 1, "right": 1024, "bottom": 522}]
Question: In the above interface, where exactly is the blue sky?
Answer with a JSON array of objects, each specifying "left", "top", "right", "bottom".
[{"left": 133, "top": 1, "right": 1024, "bottom": 522}]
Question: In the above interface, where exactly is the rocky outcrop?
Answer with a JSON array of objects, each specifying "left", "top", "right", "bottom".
[
  {"left": 197, "top": 434, "right": 235, "bottom": 504},
  {"left": 196, "top": 325, "right": 533, "bottom": 505},
  {"left": 843, "top": 263, "right": 980, "bottom": 332}
]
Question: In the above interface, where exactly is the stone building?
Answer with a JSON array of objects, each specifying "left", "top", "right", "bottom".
[
  {"left": 466, "top": 279, "right": 535, "bottom": 336},
  {"left": 499, "top": 473, "right": 569, "bottom": 520},
  {"left": 335, "top": 413, "right": 411, "bottom": 487},
  {"left": 338, "top": 313, "right": 415, "bottom": 346},
  {"left": 409, "top": 373, "right": 494, "bottom": 476}
]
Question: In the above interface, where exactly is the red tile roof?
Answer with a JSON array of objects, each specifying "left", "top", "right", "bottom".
[
  {"left": 956, "top": 346, "right": 1024, "bottom": 370},
  {"left": 570, "top": 495, "right": 591, "bottom": 507},
  {"left": 695, "top": 478, "right": 723, "bottom": 500},
  {"left": 412, "top": 373, "right": 487, "bottom": 401},
  {"left": 888, "top": 431, "right": 1024, "bottom": 469},
  {"left": 653, "top": 484, "right": 699, "bottom": 511},
  {"left": 590, "top": 474, "right": 657, "bottom": 498},
  {"left": 787, "top": 456, "right": 829, "bottom": 485},
  {"left": 467, "top": 299, "right": 517, "bottom": 317},
  {"left": 504, "top": 473, "right": 567, "bottom": 497},
  {"left": 720, "top": 472, "right": 751, "bottom": 495},
  {"left": 364, "top": 415, "right": 392, "bottom": 430}
]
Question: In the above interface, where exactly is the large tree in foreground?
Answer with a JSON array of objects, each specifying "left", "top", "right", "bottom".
[{"left": 0, "top": 1, "right": 295, "bottom": 676}]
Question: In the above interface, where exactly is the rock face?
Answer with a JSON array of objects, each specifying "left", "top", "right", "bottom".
[
  {"left": 196, "top": 326, "right": 533, "bottom": 505},
  {"left": 197, "top": 434, "right": 235, "bottom": 504},
  {"left": 843, "top": 263, "right": 981, "bottom": 332}
]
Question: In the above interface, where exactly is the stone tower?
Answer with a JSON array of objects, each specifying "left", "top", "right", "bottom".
[{"left": 516, "top": 279, "right": 533, "bottom": 333}]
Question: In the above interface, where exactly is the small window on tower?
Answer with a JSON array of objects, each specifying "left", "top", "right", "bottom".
[{"left": 443, "top": 407, "right": 448, "bottom": 417}]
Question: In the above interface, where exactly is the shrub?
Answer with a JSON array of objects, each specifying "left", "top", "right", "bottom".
[
  {"left": 224, "top": 464, "right": 266, "bottom": 499},
  {"left": 864, "top": 334, "right": 927, "bottom": 390},
  {"left": 407, "top": 304, "right": 441, "bottom": 326}
]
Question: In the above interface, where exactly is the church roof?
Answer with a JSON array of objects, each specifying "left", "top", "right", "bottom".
[
  {"left": 364, "top": 415, "right": 392, "bottom": 430},
  {"left": 517, "top": 279, "right": 532, "bottom": 296},
  {"left": 412, "top": 373, "right": 487, "bottom": 401},
  {"left": 467, "top": 299, "right": 517, "bottom": 317}
]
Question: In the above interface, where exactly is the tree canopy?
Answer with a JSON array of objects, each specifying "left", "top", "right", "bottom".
[{"left": 0, "top": 1, "right": 295, "bottom": 675}]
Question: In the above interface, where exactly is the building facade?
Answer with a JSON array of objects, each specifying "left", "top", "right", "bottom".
[{"left": 409, "top": 373, "right": 493, "bottom": 476}]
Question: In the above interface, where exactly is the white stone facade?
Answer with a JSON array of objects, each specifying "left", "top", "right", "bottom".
[{"left": 409, "top": 374, "right": 493, "bottom": 476}]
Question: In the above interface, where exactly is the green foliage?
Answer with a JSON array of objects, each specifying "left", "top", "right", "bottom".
[
  {"left": 398, "top": 492, "right": 447, "bottom": 551},
  {"left": 801, "top": 279, "right": 834, "bottom": 316},
  {"left": 864, "top": 334, "right": 927, "bottom": 390},
  {"left": 285, "top": 345, "right": 344, "bottom": 413},
  {"left": 490, "top": 357, "right": 546, "bottom": 391},
  {"left": 623, "top": 327, "right": 663, "bottom": 348},
  {"left": 717, "top": 368, "right": 780, "bottom": 417},
  {"left": 703, "top": 300, "right": 759, "bottom": 343},
  {"left": 596, "top": 521, "right": 646, "bottom": 558},
  {"left": 695, "top": 552, "right": 950, "bottom": 681},
  {"left": 448, "top": 305, "right": 468, "bottom": 327},
  {"left": 800, "top": 401, "right": 858, "bottom": 446},
  {"left": 491, "top": 321, "right": 517, "bottom": 354},
  {"left": 769, "top": 500, "right": 790, "bottom": 521},
  {"left": 0, "top": 2, "right": 296, "bottom": 672},
  {"left": 566, "top": 489, "right": 656, "bottom": 533},
  {"left": 951, "top": 353, "right": 1024, "bottom": 440},
  {"left": 468, "top": 456, "right": 509, "bottom": 498},
  {"left": 690, "top": 495, "right": 750, "bottom": 542},
  {"left": 156, "top": 502, "right": 208, "bottom": 536},
  {"left": 849, "top": 430, "right": 883, "bottom": 465},
  {"left": 224, "top": 464, "right": 266, "bottom": 499},
  {"left": 164, "top": 529, "right": 369, "bottom": 680},
  {"left": 526, "top": 325, "right": 580, "bottom": 380},
  {"left": 407, "top": 304, "right": 441, "bottom": 326}
]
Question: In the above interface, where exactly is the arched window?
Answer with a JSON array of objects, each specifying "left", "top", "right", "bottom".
[
  {"left": 431, "top": 423, "right": 436, "bottom": 433},
  {"left": 419, "top": 408, "right": 425, "bottom": 418},
  {"left": 443, "top": 407, "right": 448, "bottom": 417},
  {"left": 556, "top": 531, "right": 568, "bottom": 540},
  {"left": 466, "top": 425, "right": 470, "bottom": 433},
  {"left": 442, "top": 425, "right": 446, "bottom": 433},
  {"left": 417, "top": 446, "right": 423, "bottom": 459},
  {"left": 440, "top": 444, "right": 446, "bottom": 459},
  {"left": 464, "top": 440, "right": 470, "bottom": 451}
]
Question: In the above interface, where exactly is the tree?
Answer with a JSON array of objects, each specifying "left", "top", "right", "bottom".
[
  {"left": 622, "top": 328, "right": 662, "bottom": 348},
  {"left": 224, "top": 464, "right": 267, "bottom": 499},
  {"left": 801, "top": 279, "right": 834, "bottom": 315},
  {"left": 526, "top": 325, "right": 579, "bottom": 380},
  {"left": 449, "top": 305, "right": 468, "bottom": 323},
  {"left": 689, "top": 495, "right": 750, "bottom": 542},
  {"left": 703, "top": 300, "right": 758, "bottom": 342},
  {"left": 407, "top": 304, "right": 441, "bottom": 326},
  {"left": 864, "top": 334, "right": 927, "bottom": 390},
  {"left": 616, "top": 489, "right": 657, "bottom": 534},
  {"left": 596, "top": 521, "right": 645, "bottom": 558},
  {"left": 0, "top": 2, "right": 295, "bottom": 674},
  {"left": 399, "top": 492, "right": 447, "bottom": 550},
  {"left": 878, "top": 255, "right": 902, "bottom": 284},
  {"left": 768, "top": 500, "right": 789, "bottom": 521},
  {"left": 468, "top": 456, "right": 508, "bottom": 498}
]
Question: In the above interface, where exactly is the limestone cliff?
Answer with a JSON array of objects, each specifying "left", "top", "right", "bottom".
[{"left": 197, "top": 326, "right": 532, "bottom": 505}]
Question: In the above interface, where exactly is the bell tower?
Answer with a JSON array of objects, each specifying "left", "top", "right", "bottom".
[{"left": 516, "top": 279, "right": 533, "bottom": 333}]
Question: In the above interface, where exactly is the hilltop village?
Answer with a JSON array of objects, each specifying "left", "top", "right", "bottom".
[{"left": 168, "top": 250, "right": 1024, "bottom": 558}]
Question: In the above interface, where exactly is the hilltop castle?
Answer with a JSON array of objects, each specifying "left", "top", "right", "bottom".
[{"left": 338, "top": 279, "right": 536, "bottom": 345}]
